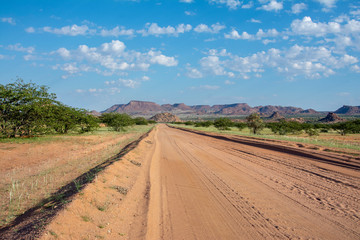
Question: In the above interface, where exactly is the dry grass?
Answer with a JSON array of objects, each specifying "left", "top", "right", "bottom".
[
  {"left": 172, "top": 124, "right": 360, "bottom": 151},
  {"left": 0, "top": 125, "right": 153, "bottom": 227}
]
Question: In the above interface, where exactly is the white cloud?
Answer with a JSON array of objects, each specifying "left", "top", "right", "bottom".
[
  {"left": 25, "top": 27, "right": 35, "bottom": 33},
  {"left": 185, "top": 11, "right": 196, "bottom": 16},
  {"left": 258, "top": 0, "right": 283, "bottom": 12},
  {"left": 194, "top": 23, "right": 226, "bottom": 33},
  {"left": 7, "top": 43, "right": 35, "bottom": 53},
  {"left": 57, "top": 48, "right": 71, "bottom": 58},
  {"left": 180, "top": 0, "right": 193, "bottom": 3},
  {"left": 142, "top": 76, "right": 150, "bottom": 81},
  {"left": 1, "top": 17, "right": 15, "bottom": 25},
  {"left": 148, "top": 50, "right": 178, "bottom": 66},
  {"left": 249, "top": 18, "right": 261, "bottom": 23},
  {"left": 242, "top": 1, "right": 253, "bottom": 9},
  {"left": 291, "top": 3, "right": 307, "bottom": 14},
  {"left": 256, "top": 28, "right": 279, "bottom": 38},
  {"left": 200, "top": 55, "right": 226, "bottom": 75},
  {"left": 138, "top": 23, "right": 192, "bottom": 36},
  {"left": 208, "top": 0, "right": 242, "bottom": 10},
  {"left": 43, "top": 24, "right": 94, "bottom": 36},
  {"left": 290, "top": 16, "right": 360, "bottom": 51},
  {"left": 54, "top": 40, "right": 177, "bottom": 77},
  {"left": 100, "top": 26, "right": 135, "bottom": 37},
  {"left": 187, "top": 67, "right": 203, "bottom": 78},
  {"left": 315, "top": 0, "right": 337, "bottom": 8},
  {"left": 225, "top": 29, "right": 253, "bottom": 39},
  {"left": 119, "top": 78, "right": 140, "bottom": 88},
  {"left": 291, "top": 16, "right": 340, "bottom": 36},
  {"left": 225, "top": 28, "right": 278, "bottom": 41},
  {"left": 192, "top": 45, "right": 358, "bottom": 80},
  {"left": 225, "top": 80, "right": 235, "bottom": 85}
]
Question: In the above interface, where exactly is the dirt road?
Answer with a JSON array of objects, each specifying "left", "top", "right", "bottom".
[{"left": 40, "top": 124, "right": 360, "bottom": 239}]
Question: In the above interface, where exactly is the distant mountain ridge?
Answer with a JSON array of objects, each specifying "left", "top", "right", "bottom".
[
  {"left": 102, "top": 100, "right": 345, "bottom": 116},
  {"left": 334, "top": 105, "right": 360, "bottom": 115}
]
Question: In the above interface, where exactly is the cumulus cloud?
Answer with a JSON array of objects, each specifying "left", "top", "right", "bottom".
[
  {"left": 291, "top": 16, "right": 340, "bottom": 36},
  {"left": 53, "top": 40, "right": 177, "bottom": 77},
  {"left": 290, "top": 16, "right": 360, "bottom": 51},
  {"left": 186, "top": 67, "right": 204, "bottom": 78},
  {"left": 138, "top": 23, "right": 192, "bottom": 36},
  {"left": 191, "top": 45, "right": 358, "bottom": 80},
  {"left": 1, "top": 17, "right": 15, "bottom": 25},
  {"left": 291, "top": 3, "right": 307, "bottom": 14},
  {"left": 43, "top": 24, "right": 94, "bottom": 36},
  {"left": 225, "top": 28, "right": 278, "bottom": 41},
  {"left": 148, "top": 50, "right": 178, "bottom": 66},
  {"left": 258, "top": 0, "right": 283, "bottom": 12},
  {"left": 315, "top": 0, "right": 337, "bottom": 8},
  {"left": 118, "top": 78, "right": 140, "bottom": 88},
  {"left": 194, "top": 23, "right": 226, "bottom": 34},
  {"left": 249, "top": 18, "right": 261, "bottom": 23},
  {"left": 100, "top": 26, "right": 135, "bottom": 37},
  {"left": 208, "top": 0, "right": 242, "bottom": 10},
  {"left": 224, "top": 29, "right": 252, "bottom": 39}
]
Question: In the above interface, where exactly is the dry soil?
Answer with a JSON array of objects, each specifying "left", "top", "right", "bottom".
[{"left": 38, "top": 124, "right": 360, "bottom": 239}]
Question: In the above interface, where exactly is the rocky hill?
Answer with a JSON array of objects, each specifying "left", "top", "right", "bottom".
[
  {"left": 101, "top": 101, "right": 359, "bottom": 117},
  {"left": 319, "top": 112, "right": 344, "bottom": 122},
  {"left": 149, "top": 113, "right": 181, "bottom": 122},
  {"left": 102, "top": 101, "right": 163, "bottom": 115},
  {"left": 267, "top": 111, "right": 284, "bottom": 121},
  {"left": 334, "top": 105, "right": 360, "bottom": 115}
]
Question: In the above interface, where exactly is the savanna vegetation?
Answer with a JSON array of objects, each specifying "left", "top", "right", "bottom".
[
  {"left": 171, "top": 114, "right": 360, "bottom": 151},
  {"left": 0, "top": 79, "right": 155, "bottom": 227},
  {"left": 0, "top": 79, "right": 153, "bottom": 139}
]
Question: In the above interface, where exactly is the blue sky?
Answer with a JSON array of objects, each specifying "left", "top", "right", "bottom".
[{"left": 1, "top": 0, "right": 359, "bottom": 111}]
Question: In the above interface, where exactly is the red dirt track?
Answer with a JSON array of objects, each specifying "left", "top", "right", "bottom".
[{"left": 40, "top": 124, "right": 359, "bottom": 239}]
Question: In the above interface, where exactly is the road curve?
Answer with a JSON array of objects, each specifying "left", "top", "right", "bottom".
[{"left": 146, "top": 124, "right": 360, "bottom": 240}]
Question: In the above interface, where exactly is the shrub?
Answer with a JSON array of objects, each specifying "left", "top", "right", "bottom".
[
  {"left": 246, "top": 113, "right": 264, "bottom": 134},
  {"left": 214, "top": 118, "right": 233, "bottom": 130},
  {"left": 101, "top": 113, "right": 134, "bottom": 132}
]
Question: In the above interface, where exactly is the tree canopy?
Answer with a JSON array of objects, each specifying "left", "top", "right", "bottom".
[{"left": 0, "top": 79, "right": 99, "bottom": 137}]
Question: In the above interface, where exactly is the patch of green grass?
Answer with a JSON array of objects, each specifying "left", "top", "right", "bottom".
[
  {"left": 81, "top": 215, "right": 91, "bottom": 222},
  {"left": 98, "top": 224, "right": 105, "bottom": 229},
  {"left": 49, "top": 230, "right": 58, "bottom": 238}
]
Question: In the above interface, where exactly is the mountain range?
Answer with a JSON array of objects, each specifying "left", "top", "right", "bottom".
[{"left": 98, "top": 101, "right": 360, "bottom": 116}]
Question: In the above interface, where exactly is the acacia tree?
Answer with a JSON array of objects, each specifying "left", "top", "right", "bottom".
[
  {"left": 0, "top": 79, "right": 57, "bottom": 137},
  {"left": 0, "top": 79, "right": 99, "bottom": 137},
  {"left": 246, "top": 113, "right": 264, "bottom": 134},
  {"left": 101, "top": 113, "right": 134, "bottom": 132}
]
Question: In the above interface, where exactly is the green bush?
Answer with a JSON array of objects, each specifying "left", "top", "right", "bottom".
[
  {"left": 100, "top": 113, "right": 134, "bottom": 132},
  {"left": 0, "top": 79, "right": 99, "bottom": 137},
  {"left": 214, "top": 118, "right": 233, "bottom": 130},
  {"left": 194, "top": 121, "right": 213, "bottom": 127}
]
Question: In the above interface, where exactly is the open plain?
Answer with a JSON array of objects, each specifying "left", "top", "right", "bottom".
[{"left": 32, "top": 124, "right": 360, "bottom": 240}]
